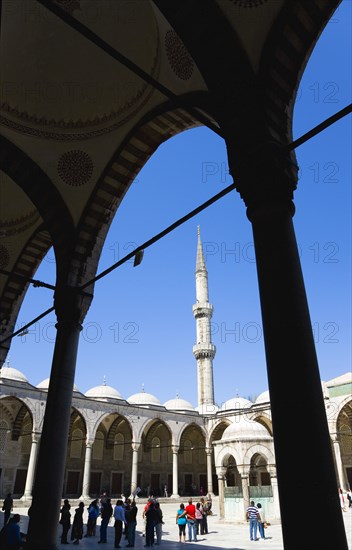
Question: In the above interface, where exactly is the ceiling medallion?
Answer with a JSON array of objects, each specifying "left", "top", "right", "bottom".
[
  {"left": 229, "top": 0, "right": 269, "bottom": 7},
  {"left": 0, "top": 245, "right": 10, "bottom": 269},
  {"left": 164, "top": 30, "right": 194, "bottom": 80},
  {"left": 57, "top": 150, "right": 94, "bottom": 187}
]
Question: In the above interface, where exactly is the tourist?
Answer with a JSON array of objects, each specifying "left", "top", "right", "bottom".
[
  {"left": 195, "top": 502, "right": 204, "bottom": 535},
  {"left": 2, "top": 493, "right": 13, "bottom": 526},
  {"left": 339, "top": 488, "right": 347, "bottom": 512},
  {"left": 99, "top": 498, "right": 113, "bottom": 544},
  {"left": 256, "top": 503, "right": 266, "bottom": 540},
  {"left": 176, "top": 503, "right": 187, "bottom": 543},
  {"left": 4, "top": 513, "right": 24, "bottom": 549},
  {"left": 185, "top": 498, "right": 197, "bottom": 542},
  {"left": 154, "top": 501, "right": 163, "bottom": 545},
  {"left": 113, "top": 499, "right": 127, "bottom": 549},
  {"left": 71, "top": 501, "right": 84, "bottom": 545},
  {"left": 200, "top": 497, "right": 208, "bottom": 534},
  {"left": 126, "top": 499, "right": 138, "bottom": 547},
  {"left": 86, "top": 499, "right": 100, "bottom": 536},
  {"left": 145, "top": 500, "right": 159, "bottom": 547},
  {"left": 246, "top": 501, "right": 260, "bottom": 542},
  {"left": 59, "top": 499, "right": 71, "bottom": 544}
]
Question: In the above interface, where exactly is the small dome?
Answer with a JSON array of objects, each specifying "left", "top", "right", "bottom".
[
  {"left": 85, "top": 384, "right": 123, "bottom": 400},
  {"left": 0, "top": 364, "right": 29, "bottom": 384},
  {"left": 255, "top": 390, "right": 270, "bottom": 404},
  {"left": 222, "top": 417, "right": 271, "bottom": 440},
  {"left": 221, "top": 397, "right": 252, "bottom": 411},
  {"left": 37, "top": 378, "right": 80, "bottom": 393},
  {"left": 128, "top": 387, "right": 161, "bottom": 406},
  {"left": 164, "top": 395, "right": 195, "bottom": 412}
]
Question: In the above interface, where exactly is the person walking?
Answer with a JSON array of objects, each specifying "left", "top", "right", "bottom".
[
  {"left": 176, "top": 503, "right": 187, "bottom": 543},
  {"left": 126, "top": 499, "right": 138, "bottom": 547},
  {"left": 2, "top": 493, "right": 13, "bottom": 526},
  {"left": 256, "top": 503, "right": 266, "bottom": 540},
  {"left": 71, "top": 501, "right": 84, "bottom": 545},
  {"left": 99, "top": 498, "right": 113, "bottom": 544},
  {"left": 246, "top": 501, "right": 260, "bottom": 542},
  {"left": 59, "top": 499, "right": 71, "bottom": 544},
  {"left": 185, "top": 498, "right": 197, "bottom": 542},
  {"left": 113, "top": 499, "right": 127, "bottom": 549}
]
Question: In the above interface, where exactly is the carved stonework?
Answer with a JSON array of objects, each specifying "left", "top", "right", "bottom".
[
  {"left": 58, "top": 150, "right": 94, "bottom": 186},
  {"left": 164, "top": 30, "right": 194, "bottom": 80},
  {"left": 0, "top": 245, "right": 10, "bottom": 269},
  {"left": 0, "top": 210, "right": 40, "bottom": 237}
]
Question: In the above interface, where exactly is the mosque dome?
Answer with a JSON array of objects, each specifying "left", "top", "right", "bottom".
[
  {"left": 255, "top": 390, "right": 270, "bottom": 404},
  {"left": 221, "top": 396, "right": 252, "bottom": 411},
  {"left": 222, "top": 417, "right": 271, "bottom": 440},
  {"left": 0, "top": 363, "right": 29, "bottom": 384},
  {"left": 128, "top": 387, "right": 161, "bottom": 406},
  {"left": 37, "top": 378, "right": 80, "bottom": 393},
  {"left": 85, "top": 384, "right": 123, "bottom": 400},
  {"left": 164, "top": 395, "right": 195, "bottom": 412}
]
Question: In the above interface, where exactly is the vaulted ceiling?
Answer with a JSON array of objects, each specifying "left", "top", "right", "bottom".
[{"left": 0, "top": 0, "right": 341, "bottom": 364}]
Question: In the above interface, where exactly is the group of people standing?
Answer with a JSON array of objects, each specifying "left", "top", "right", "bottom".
[
  {"left": 59, "top": 493, "right": 138, "bottom": 548},
  {"left": 176, "top": 496, "right": 212, "bottom": 543}
]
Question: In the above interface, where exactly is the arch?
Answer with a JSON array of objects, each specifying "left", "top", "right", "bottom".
[
  {"left": 140, "top": 418, "right": 172, "bottom": 450},
  {"left": 0, "top": 419, "right": 10, "bottom": 453},
  {"left": 92, "top": 430, "right": 105, "bottom": 461},
  {"left": 106, "top": 414, "right": 133, "bottom": 450},
  {"left": 243, "top": 444, "right": 275, "bottom": 469},
  {"left": 11, "top": 403, "right": 33, "bottom": 441},
  {"left": 71, "top": 100, "right": 207, "bottom": 289},
  {"left": 209, "top": 419, "right": 231, "bottom": 445}
]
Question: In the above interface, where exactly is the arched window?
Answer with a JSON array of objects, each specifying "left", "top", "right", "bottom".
[
  {"left": 114, "top": 433, "right": 124, "bottom": 461},
  {"left": 0, "top": 420, "right": 9, "bottom": 453},
  {"left": 151, "top": 436, "right": 160, "bottom": 462},
  {"left": 184, "top": 439, "right": 192, "bottom": 464},
  {"left": 71, "top": 428, "right": 83, "bottom": 459},
  {"left": 93, "top": 431, "right": 104, "bottom": 460}
]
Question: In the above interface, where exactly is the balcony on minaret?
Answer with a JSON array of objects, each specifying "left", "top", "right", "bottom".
[
  {"left": 193, "top": 342, "right": 216, "bottom": 359},
  {"left": 192, "top": 302, "right": 213, "bottom": 318}
]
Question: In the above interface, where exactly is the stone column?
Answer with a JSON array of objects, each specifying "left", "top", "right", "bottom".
[
  {"left": 268, "top": 467, "right": 280, "bottom": 520},
  {"left": 206, "top": 448, "right": 214, "bottom": 495},
  {"left": 171, "top": 446, "right": 179, "bottom": 498},
  {"left": 80, "top": 439, "right": 94, "bottom": 499},
  {"left": 216, "top": 467, "right": 226, "bottom": 519},
  {"left": 22, "top": 433, "right": 40, "bottom": 499},
  {"left": 237, "top": 152, "right": 349, "bottom": 549},
  {"left": 241, "top": 474, "right": 250, "bottom": 520},
  {"left": 130, "top": 442, "right": 140, "bottom": 496},
  {"left": 26, "top": 286, "right": 87, "bottom": 550},
  {"left": 332, "top": 436, "right": 346, "bottom": 490}
]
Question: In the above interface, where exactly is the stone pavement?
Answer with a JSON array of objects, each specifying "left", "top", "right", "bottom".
[{"left": 3, "top": 498, "right": 352, "bottom": 550}]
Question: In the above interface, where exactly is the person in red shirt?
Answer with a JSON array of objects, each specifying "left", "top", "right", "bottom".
[{"left": 185, "top": 498, "right": 197, "bottom": 542}]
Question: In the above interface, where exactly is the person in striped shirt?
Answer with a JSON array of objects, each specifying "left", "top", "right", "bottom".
[{"left": 246, "top": 501, "right": 261, "bottom": 541}]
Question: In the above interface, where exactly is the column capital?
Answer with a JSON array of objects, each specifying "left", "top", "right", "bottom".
[
  {"left": 54, "top": 283, "right": 92, "bottom": 326},
  {"left": 172, "top": 445, "right": 179, "bottom": 454},
  {"left": 205, "top": 447, "right": 213, "bottom": 456},
  {"left": 132, "top": 441, "right": 141, "bottom": 452},
  {"left": 228, "top": 139, "right": 298, "bottom": 215}
]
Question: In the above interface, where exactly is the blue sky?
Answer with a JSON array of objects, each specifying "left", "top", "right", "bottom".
[{"left": 5, "top": 1, "right": 351, "bottom": 407}]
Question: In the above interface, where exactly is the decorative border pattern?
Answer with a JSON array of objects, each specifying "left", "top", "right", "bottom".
[
  {"left": 228, "top": 0, "right": 269, "bottom": 7},
  {"left": 0, "top": 245, "right": 10, "bottom": 269}
]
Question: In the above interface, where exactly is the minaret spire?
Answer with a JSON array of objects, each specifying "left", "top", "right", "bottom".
[{"left": 193, "top": 227, "right": 216, "bottom": 409}]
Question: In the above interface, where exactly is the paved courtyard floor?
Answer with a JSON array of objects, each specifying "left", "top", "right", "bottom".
[{"left": 3, "top": 498, "right": 352, "bottom": 550}]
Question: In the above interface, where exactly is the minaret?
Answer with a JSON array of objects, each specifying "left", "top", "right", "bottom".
[{"left": 193, "top": 226, "right": 216, "bottom": 408}]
